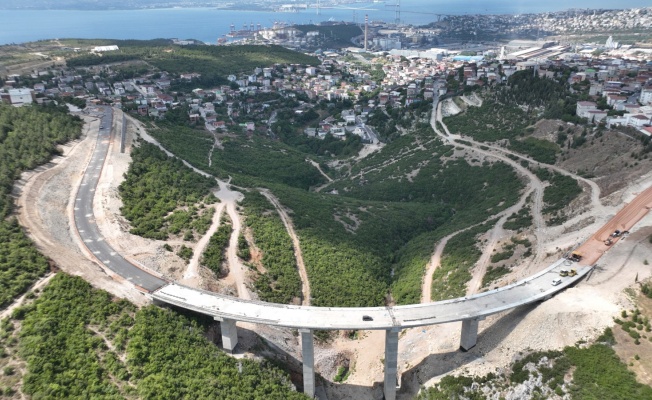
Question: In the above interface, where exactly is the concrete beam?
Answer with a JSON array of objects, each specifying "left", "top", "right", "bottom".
[
  {"left": 215, "top": 317, "right": 238, "bottom": 353},
  {"left": 384, "top": 327, "right": 400, "bottom": 400},
  {"left": 460, "top": 318, "right": 480, "bottom": 351},
  {"left": 299, "top": 329, "right": 315, "bottom": 398}
]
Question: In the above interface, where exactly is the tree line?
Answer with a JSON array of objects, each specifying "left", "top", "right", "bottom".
[
  {"left": 1, "top": 273, "right": 307, "bottom": 399},
  {"left": 0, "top": 103, "right": 82, "bottom": 308}
]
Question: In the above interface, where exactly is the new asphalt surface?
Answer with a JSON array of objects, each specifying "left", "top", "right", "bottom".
[{"left": 73, "top": 106, "right": 166, "bottom": 292}]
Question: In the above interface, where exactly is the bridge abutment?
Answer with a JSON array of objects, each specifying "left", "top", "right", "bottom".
[
  {"left": 215, "top": 317, "right": 238, "bottom": 353},
  {"left": 460, "top": 318, "right": 481, "bottom": 351},
  {"left": 384, "top": 327, "right": 401, "bottom": 400},
  {"left": 299, "top": 328, "right": 315, "bottom": 398}
]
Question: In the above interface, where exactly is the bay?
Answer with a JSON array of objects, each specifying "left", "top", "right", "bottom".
[{"left": 0, "top": 0, "right": 649, "bottom": 45}]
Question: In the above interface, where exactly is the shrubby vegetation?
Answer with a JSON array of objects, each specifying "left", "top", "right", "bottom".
[
  {"left": 533, "top": 168, "right": 583, "bottom": 220},
  {"left": 613, "top": 307, "right": 651, "bottom": 344},
  {"left": 0, "top": 103, "right": 81, "bottom": 307},
  {"left": 119, "top": 141, "right": 217, "bottom": 240},
  {"left": 444, "top": 100, "right": 530, "bottom": 142},
  {"left": 430, "top": 222, "right": 494, "bottom": 301},
  {"left": 445, "top": 69, "right": 581, "bottom": 146},
  {"left": 1, "top": 273, "right": 306, "bottom": 399},
  {"left": 418, "top": 339, "right": 652, "bottom": 399},
  {"left": 148, "top": 89, "right": 523, "bottom": 307},
  {"left": 201, "top": 216, "right": 233, "bottom": 276},
  {"left": 148, "top": 125, "right": 327, "bottom": 190},
  {"left": 509, "top": 137, "right": 560, "bottom": 164},
  {"left": 503, "top": 206, "right": 533, "bottom": 231},
  {"left": 213, "top": 136, "right": 327, "bottom": 190},
  {"left": 241, "top": 191, "right": 302, "bottom": 304},
  {"left": 0, "top": 220, "right": 50, "bottom": 309}
]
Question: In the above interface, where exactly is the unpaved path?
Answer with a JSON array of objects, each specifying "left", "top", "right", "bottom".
[
  {"left": 422, "top": 233, "right": 457, "bottom": 303},
  {"left": 181, "top": 203, "right": 225, "bottom": 286},
  {"left": 224, "top": 201, "right": 251, "bottom": 299},
  {"left": 434, "top": 98, "right": 605, "bottom": 277},
  {"left": 432, "top": 100, "right": 547, "bottom": 279},
  {"left": 0, "top": 273, "right": 56, "bottom": 319},
  {"left": 307, "top": 158, "right": 333, "bottom": 182},
  {"left": 260, "top": 189, "right": 312, "bottom": 306}
]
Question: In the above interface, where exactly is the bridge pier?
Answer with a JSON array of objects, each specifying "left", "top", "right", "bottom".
[
  {"left": 459, "top": 318, "right": 482, "bottom": 351},
  {"left": 215, "top": 317, "right": 238, "bottom": 353},
  {"left": 384, "top": 327, "right": 401, "bottom": 400},
  {"left": 299, "top": 329, "right": 315, "bottom": 398}
]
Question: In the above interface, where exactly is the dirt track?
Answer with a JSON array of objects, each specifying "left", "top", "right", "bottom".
[{"left": 577, "top": 185, "right": 652, "bottom": 266}]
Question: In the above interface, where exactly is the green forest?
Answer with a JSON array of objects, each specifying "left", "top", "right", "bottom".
[
  {"left": 118, "top": 141, "right": 217, "bottom": 240},
  {"left": 0, "top": 273, "right": 307, "bottom": 399},
  {"left": 0, "top": 103, "right": 82, "bottom": 308}
]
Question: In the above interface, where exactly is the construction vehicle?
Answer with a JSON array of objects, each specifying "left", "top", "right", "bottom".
[
  {"left": 568, "top": 251, "right": 582, "bottom": 262},
  {"left": 569, "top": 269, "right": 577, "bottom": 277},
  {"left": 559, "top": 269, "right": 569, "bottom": 277},
  {"left": 604, "top": 238, "right": 613, "bottom": 246}
]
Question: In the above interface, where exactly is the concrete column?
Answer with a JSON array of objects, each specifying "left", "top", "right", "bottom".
[
  {"left": 299, "top": 329, "right": 315, "bottom": 398},
  {"left": 215, "top": 317, "right": 238, "bottom": 353},
  {"left": 460, "top": 318, "right": 480, "bottom": 351},
  {"left": 384, "top": 327, "right": 400, "bottom": 400}
]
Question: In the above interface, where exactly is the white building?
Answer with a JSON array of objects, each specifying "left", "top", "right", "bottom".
[
  {"left": 8, "top": 88, "right": 34, "bottom": 107},
  {"left": 92, "top": 45, "right": 119, "bottom": 52},
  {"left": 640, "top": 87, "right": 652, "bottom": 106}
]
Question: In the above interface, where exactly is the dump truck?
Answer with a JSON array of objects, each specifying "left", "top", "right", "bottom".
[{"left": 568, "top": 251, "right": 582, "bottom": 262}]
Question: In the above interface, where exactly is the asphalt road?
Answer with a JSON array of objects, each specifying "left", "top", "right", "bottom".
[{"left": 73, "top": 106, "right": 167, "bottom": 292}]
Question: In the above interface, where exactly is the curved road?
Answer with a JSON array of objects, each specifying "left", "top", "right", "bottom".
[{"left": 73, "top": 106, "right": 166, "bottom": 292}]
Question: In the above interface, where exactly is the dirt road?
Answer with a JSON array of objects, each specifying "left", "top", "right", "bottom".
[
  {"left": 576, "top": 185, "right": 652, "bottom": 266},
  {"left": 260, "top": 189, "right": 312, "bottom": 306},
  {"left": 181, "top": 203, "right": 225, "bottom": 286}
]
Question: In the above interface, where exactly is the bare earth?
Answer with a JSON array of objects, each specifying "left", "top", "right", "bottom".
[{"left": 11, "top": 104, "right": 652, "bottom": 400}]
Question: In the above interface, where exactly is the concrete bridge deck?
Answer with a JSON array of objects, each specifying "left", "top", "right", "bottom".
[{"left": 152, "top": 258, "right": 591, "bottom": 330}]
